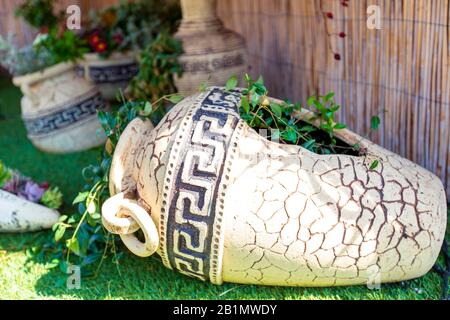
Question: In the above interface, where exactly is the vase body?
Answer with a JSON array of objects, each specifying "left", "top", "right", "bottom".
[
  {"left": 173, "top": 0, "right": 248, "bottom": 95},
  {"left": 0, "top": 190, "right": 60, "bottom": 233},
  {"left": 77, "top": 52, "right": 139, "bottom": 101},
  {"left": 102, "top": 87, "right": 447, "bottom": 287},
  {"left": 13, "top": 62, "right": 106, "bottom": 153}
]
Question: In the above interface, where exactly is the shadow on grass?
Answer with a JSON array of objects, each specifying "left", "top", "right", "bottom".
[
  {"left": 3, "top": 231, "right": 439, "bottom": 300},
  {"left": 28, "top": 237, "right": 443, "bottom": 300}
]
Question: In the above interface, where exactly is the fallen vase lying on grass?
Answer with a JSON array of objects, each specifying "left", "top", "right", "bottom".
[
  {"left": 0, "top": 161, "right": 61, "bottom": 233},
  {"left": 101, "top": 87, "right": 447, "bottom": 287}
]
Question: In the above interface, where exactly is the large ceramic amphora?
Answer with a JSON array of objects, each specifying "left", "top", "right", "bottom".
[
  {"left": 173, "top": 0, "right": 248, "bottom": 95},
  {"left": 76, "top": 52, "right": 139, "bottom": 101},
  {"left": 13, "top": 62, "right": 106, "bottom": 153},
  {"left": 102, "top": 87, "right": 447, "bottom": 287}
]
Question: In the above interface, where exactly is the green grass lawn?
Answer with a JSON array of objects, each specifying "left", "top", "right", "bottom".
[{"left": 0, "top": 76, "right": 448, "bottom": 300}]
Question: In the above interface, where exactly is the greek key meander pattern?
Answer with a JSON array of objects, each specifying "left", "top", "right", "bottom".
[
  {"left": 23, "top": 91, "right": 104, "bottom": 137},
  {"left": 162, "top": 88, "right": 241, "bottom": 282},
  {"left": 76, "top": 62, "right": 139, "bottom": 84},
  {"left": 180, "top": 53, "right": 245, "bottom": 73}
]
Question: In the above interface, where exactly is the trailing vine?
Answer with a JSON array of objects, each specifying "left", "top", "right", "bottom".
[{"left": 49, "top": 91, "right": 183, "bottom": 276}]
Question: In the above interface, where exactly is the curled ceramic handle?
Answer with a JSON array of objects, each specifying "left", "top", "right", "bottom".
[{"left": 102, "top": 192, "right": 159, "bottom": 257}]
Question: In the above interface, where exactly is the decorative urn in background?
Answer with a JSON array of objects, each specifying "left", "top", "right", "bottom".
[
  {"left": 76, "top": 51, "right": 139, "bottom": 101},
  {"left": 173, "top": 0, "right": 248, "bottom": 95},
  {"left": 13, "top": 62, "right": 106, "bottom": 153}
]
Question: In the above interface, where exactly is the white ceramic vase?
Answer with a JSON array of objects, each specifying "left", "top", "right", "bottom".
[
  {"left": 13, "top": 62, "right": 106, "bottom": 153},
  {"left": 0, "top": 190, "right": 60, "bottom": 233},
  {"left": 101, "top": 87, "right": 447, "bottom": 287},
  {"left": 77, "top": 52, "right": 139, "bottom": 101}
]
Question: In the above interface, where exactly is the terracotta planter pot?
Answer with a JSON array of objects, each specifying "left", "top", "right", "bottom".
[
  {"left": 13, "top": 62, "right": 106, "bottom": 153},
  {"left": 173, "top": 0, "right": 248, "bottom": 95},
  {"left": 0, "top": 190, "right": 60, "bottom": 233},
  {"left": 101, "top": 87, "right": 447, "bottom": 287},
  {"left": 77, "top": 52, "right": 139, "bottom": 101}
]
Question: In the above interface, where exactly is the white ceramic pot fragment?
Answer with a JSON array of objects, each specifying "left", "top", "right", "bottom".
[
  {"left": 102, "top": 87, "right": 447, "bottom": 287},
  {"left": 0, "top": 190, "right": 60, "bottom": 233},
  {"left": 77, "top": 52, "right": 139, "bottom": 101},
  {"left": 173, "top": 0, "right": 248, "bottom": 95},
  {"left": 13, "top": 62, "right": 106, "bottom": 153}
]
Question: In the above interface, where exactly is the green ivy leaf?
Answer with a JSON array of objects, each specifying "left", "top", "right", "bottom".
[
  {"left": 369, "top": 160, "right": 379, "bottom": 170},
  {"left": 270, "top": 102, "right": 283, "bottom": 118},
  {"left": 141, "top": 101, "right": 152, "bottom": 116},
  {"left": 198, "top": 83, "right": 207, "bottom": 92},
  {"left": 169, "top": 94, "right": 184, "bottom": 104},
  {"left": 302, "top": 139, "right": 316, "bottom": 150},
  {"left": 54, "top": 225, "right": 66, "bottom": 242},
  {"left": 334, "top": 123, "right": 347, "bottom": 130},
  {"left": 324, "top": 92, "right": 335, "bottom": 101},
  {"left": 225, "top": 75, "right": 238, "bottom": 91},
  {"left": 299, "top": 125, "right": 316, "bottom": 133},
  {"left": 66, "top": 238, "right": 80, "bottom": 256},
  {"left": 241, "top": 96, "right": 250, "bottom": 114},
  {"left": 73, "top": 192, "right": 89, "bottom": 205},
  {"left": 371, "top": 116, "right": 381, "bottom": 130},
  {"left": 283, "top": 128, "right": 298, "bottom": 143}
]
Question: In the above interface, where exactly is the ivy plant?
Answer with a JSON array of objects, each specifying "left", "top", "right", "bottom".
[
  {"left": 34, "top": 29, "right": 89, "bottom": 65},
  {"left": 48, "top": 91, "right": 182, "bottom": 276},
  {"left": 15, "top": 0, "right": 61, "bottom": 31},
  {"left": 126, "top": 32, "right": 183, "bottom": 101},
  {"left": 229, "top": 74, "right": 381, "bottom": 164}
]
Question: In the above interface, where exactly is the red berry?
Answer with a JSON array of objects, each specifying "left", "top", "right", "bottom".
[
  {"left": 339, "top": 32, "right": 346, "bottom": 38},
  {"left": 326, "top": 12, "right": 334, "bottom": 19},
  {"left": 334, "top": 53, "right": 341, "bottom": 60},
  {"left": 95, "top": 41, "right": 108, "bottom": 53},
  {"left": 40, "top": 182, "right": 49, "bottom": 190}
]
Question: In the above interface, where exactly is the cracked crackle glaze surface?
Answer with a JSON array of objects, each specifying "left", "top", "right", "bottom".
[{"left": 103, "top": 87, "right": 447, "bottom": 286}]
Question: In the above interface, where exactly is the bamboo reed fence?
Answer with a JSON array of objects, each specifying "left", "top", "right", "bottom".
[
  {"left": 217, "top": 0, "right": 450, "bottom": 199},
  {"left": 1, "top": 0, "right": 449, "bottom": 198}
]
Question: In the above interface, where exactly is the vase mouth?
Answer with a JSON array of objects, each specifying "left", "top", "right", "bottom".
[
  {"left": 12, "top": 62, "right": 75, "bottom": 86},
  {"left": 82, "top": 50, "right": 138, "bottom": 62},
  {"left": 208, "top": 86, "right": 367, "bottom": 158}
]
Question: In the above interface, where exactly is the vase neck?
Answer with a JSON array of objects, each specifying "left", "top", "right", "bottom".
[{"left": 178, "top": 0, "right": 223, "bottom": 33}]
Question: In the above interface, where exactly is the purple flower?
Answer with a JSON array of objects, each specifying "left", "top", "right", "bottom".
[
  {"left": 20, "top": 181, "right": 45, "bottom": 203},
  {"left": 2, "top": 173, "right": 20, "bottom": 194}
]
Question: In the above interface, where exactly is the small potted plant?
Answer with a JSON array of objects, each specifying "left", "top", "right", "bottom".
[
  {"left": 0, "top": 160, "right": 62, "bottom": 233},
  {"left": 0, "top": 30, "right": 107, "bottom": 153},
  {"left": 78, "top": 0, "right": 181, "bottom": 101}
]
